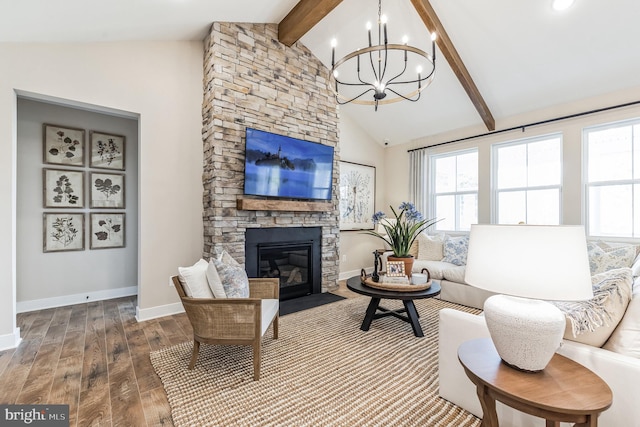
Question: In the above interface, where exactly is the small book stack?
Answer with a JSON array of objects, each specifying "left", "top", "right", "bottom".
[{"left": 381, "top": 275, "right": 410, "bottom": 284}]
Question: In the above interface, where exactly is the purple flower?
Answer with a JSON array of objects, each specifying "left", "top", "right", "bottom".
[{"left": 372, "top": 211, "right": 386, "bottom": 224}]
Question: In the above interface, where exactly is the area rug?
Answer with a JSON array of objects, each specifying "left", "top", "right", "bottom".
[
  {"left": 279, "top": 292, "right": 346, "bottom": 315},
  {"left": 150, "top": 297, "right": 482, "bottom": 427}
]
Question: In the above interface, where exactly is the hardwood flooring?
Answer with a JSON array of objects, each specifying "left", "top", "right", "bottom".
[
  {"left": 0, "top": 281, "right": 357, "bottom": 426},
  {"left": 0, "top": 297, "right": 190, "bottom": 426}
]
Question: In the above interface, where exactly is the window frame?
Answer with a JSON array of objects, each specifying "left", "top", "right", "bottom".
[
  {"left": 428, "top": 148, "right": 478, "bottom": 232},
  {"left": 491, "top": 133, "right": 563, "bottom": 225},
  {"left": 583, "top": 117, "right": 640, "bottom": 240}
]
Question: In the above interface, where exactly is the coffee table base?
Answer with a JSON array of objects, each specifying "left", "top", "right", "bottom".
[{"left": 361, "top": 297, "right": 424, "bottom": 337}]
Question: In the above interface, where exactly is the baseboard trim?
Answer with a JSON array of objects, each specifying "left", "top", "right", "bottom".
[
  {"left": 135, "top": 302, "right": 184, "bottom": 322},
  {"left": 339, "top": 267, "right": 373, "bottom": 281},
  {"left": 0, "top": 328, "right": 22, "bottom": 351},
  {"left": 17, "top": 286, "right": 138, "bottom": 313}
]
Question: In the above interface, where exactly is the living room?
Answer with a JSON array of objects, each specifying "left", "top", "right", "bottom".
[{"left": 2, "top": 0, "right": 640, "bottom": 426}]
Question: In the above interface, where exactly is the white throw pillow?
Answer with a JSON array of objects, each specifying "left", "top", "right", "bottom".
[
  {"left": 178, "top": 259, "right": 215, "bottom": 298},
  {"left": 206, "top": 260, "right": 227, "bottom": 298},
  {"left": 442, "top": 235, "right": 469, "bottom": 266},
  {"left": 603, "top": 283, "right": 640, "bottom": 357},
  {"left": 417, "top": 233, "right": 444, "bottom": 261},
  {"left": 553, "top": 268, "right": 633, "bottom": 347},
  {"left": 213, "top": 254, "right": 250, "bottom": 298}
]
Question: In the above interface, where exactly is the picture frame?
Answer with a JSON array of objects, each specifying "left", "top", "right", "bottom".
[
  {"left": 386, "top": 261, "right": 406, "bottom": 277},
  {"left": 90, "top": 213, "right": 125, "bottom": 249},
  {"left": 43, "top": 124, "right": 85, "bottom": 167},
  {"left": 89, "top": 131, "right": 125, "bottom": 170},
  {"left": 43, "top": 212, "right": 85, "bottom": 252},
  {"left": 90, "top": 172, "right": 125, "bottom": 209},
  {"left": 339, "top": 161, "right": 375, "bottom": 231},
  {"left": 43, "top": 168, "right": 85, "bottom": 208}
]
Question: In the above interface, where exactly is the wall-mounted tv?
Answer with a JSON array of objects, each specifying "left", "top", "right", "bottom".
[{"left": 244, "top": 128, "right": 334, "bottom": 201}]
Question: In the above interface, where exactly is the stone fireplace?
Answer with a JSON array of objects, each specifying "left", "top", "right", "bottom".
[{"left": 201, "top": 22, "right": 340, "bottom": 293}]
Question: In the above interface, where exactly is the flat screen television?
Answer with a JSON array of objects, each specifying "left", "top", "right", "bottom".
[{"left": 244, "top": 128, "right": 334, "bottom": 201}]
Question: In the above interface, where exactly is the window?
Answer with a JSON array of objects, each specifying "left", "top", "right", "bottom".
[
  {"left": 429, "top": 149, "right": 478, "bottom": 231},
  {"left": 585, "top": 119, "right": 640, "bottom": 238},
  {"left": 493, "top": 134, "right": 562, "bottom": 225}
]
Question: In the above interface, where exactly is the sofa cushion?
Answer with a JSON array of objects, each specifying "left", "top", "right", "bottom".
[
  {"left": 442, "top": 266, "right": 466, "bottom": 284},
  {"left": 417, "top": 233, "right": 444, "bottom": 261},
  {"left": 178, "top": 259, "right": 215, "bottom": 299},
  {"left": 553, "top": 268, "right": 633, "bottom": 347},
  {"left": 603, "top": 281, "right": 640, "bottom": 358},
  {"left": 442, "top": 235, "right": 469, "bottom": 266},
  {"left": 413, "top": 260, "right": 459, "bottom": 280},
  {"left": 588, "top": 242, "right": 637, "bottom": 275}
]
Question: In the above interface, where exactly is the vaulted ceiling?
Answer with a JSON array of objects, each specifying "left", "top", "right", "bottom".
[{"left": 2, "top": 0, "right": 640, "bottom": 146}]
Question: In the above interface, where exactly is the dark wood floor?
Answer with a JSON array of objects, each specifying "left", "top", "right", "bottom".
[{"left": 0, "top": 296, "right": 193, "bottom": 426}]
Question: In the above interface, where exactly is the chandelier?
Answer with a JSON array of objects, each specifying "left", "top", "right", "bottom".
[{"left": 330, "top": 0, "right": 437, "bottom": 111}]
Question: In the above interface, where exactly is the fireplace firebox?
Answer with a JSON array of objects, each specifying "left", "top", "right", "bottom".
[{"left": 245, "top": 227, "right": 322, "bottom": 300}]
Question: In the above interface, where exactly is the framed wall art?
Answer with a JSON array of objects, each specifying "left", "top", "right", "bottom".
[
  {"left": 90, "top": 213, "right": 125, "bottom": 249},
  {"left": 43, "top": 124, "right": 85, "bottom": 167},
  {"left": 339, "top": 161, "right": 375, "bottom": 231},
  {"left": 89, "top": 131, "right": 125, "bottom": 170},
  {"left": 90, "top": 172, "right": 125, "bottom": 208},
  {"left": 43, "top": 168, "right": 85, "bottom": 208},
  {"left": 43, "top": 212, "right": 85, "bottom": 252}
]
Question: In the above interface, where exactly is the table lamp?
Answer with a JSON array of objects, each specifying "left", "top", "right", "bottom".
[{"left": 464, "top": 224, "right": 593, "bottom": 372}]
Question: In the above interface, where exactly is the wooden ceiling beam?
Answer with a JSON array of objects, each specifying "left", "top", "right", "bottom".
[
  {"left": 278, "top": 0, "right": 343, "bottom": 47},
  {"left": 410, "top": 0, "right": 495, "bottom": 131}
]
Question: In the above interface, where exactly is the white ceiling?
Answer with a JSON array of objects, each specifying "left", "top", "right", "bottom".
[{"left": 2, "top": 0, "right": 640, "bottom": 146}]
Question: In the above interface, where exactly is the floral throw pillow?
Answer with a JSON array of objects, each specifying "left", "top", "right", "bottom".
[
  {"left": 442, "top": 235, "right": 470, "bottom": 266},
  {"left": 213, "top": 255, "right": 250, "bottom": 298},
  {"left": 588, "top": 243, "right": 636, "bottom": 275}
]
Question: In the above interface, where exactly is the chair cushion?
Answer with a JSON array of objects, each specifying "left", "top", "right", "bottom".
[
  {"left": 206, "top": 260, "right": 227, "bottom": 298},
  {"left": 213, "top": 254, "right": 250, "bottom": 298},
  {"left": 261, "top": 299, "right": 279, "bottom": 336},
  {"left": 178, "top": 259, "right": 215, "bottom": 298}
]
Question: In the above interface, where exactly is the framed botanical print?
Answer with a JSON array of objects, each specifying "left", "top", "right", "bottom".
[
  {"left": 43, "top": 213, "right": 85, "bottom": 252},
  {"left": 90, "top": 213, "right": 125, "bottom": 249},
  {"left": 339, "top": 161, "right": 376, "bottom": 231},
  {"left": 43, "top": 168, "right": 85, "bottom": 208},
  {"left": 43, "top": 124, "right": 85, "bottom": 167},
  {"left": 90, "top": 131, "right": 125, "bottom": 170},
  {"left": 90, "top": 172, "right": 125, "bottom": 208}
]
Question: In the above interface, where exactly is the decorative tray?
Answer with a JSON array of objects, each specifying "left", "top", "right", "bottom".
[{"left": 361, "top": 276, "right": 432, "bottom": 292}]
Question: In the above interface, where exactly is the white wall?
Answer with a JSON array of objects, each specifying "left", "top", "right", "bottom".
[
  {"left": 17, "top": 98, "right": 138, "bottom": 310},
  {"left": 0, "top": 42, "right": 204, "bottom": 349},
  {"left": 338, "top": 114, "right": 387, "bottom": 278},
  {"left": 386, "top": 86, "right": 640, "bottom": 229}
]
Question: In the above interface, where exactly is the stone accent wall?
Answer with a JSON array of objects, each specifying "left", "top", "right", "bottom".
[{"left": 202, "top": 22, "right": 340, "bottom": 291}]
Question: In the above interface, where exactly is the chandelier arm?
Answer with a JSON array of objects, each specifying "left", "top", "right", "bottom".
[
  {"left": 384, "top": 57, "right": 409, "bottom": 87},
  {"left": 386, "top": 87, "right": 421, "bottom": 103},
  {"left": 336, "top": 88, "right": 377, "bottom": 105},
  {"left": 367, "top": 50, "right": 380, "bottom": 85},
  {"left": 356, "top": 55, "right": 370, "bottom": 86},
  {"left": 386, "top": 66, "right": 435, "bottom": 86},
  {"left": 379, "top": 44, "right": 389, "bottom": 87}
]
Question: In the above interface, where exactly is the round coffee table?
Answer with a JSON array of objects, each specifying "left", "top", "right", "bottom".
[{"left": 346, "top": 275, "right": 441, "bottom": 337}]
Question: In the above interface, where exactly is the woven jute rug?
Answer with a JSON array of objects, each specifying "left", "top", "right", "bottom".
[{"left": 150, "top": 296, "right": 482, "bottom": 427}]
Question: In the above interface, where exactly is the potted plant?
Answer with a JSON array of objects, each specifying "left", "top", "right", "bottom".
[{"left": 365, "top": 202, "right": 438, "bottom": 277}]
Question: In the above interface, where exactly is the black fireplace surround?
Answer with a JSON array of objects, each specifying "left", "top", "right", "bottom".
[{"left": 245, "top": 227, "right": 322, "bottom": 300}]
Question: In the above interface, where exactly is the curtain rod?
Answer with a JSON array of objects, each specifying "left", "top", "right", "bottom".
[{"left": 407, "top": 99, "right": 640, "bottom": 153}]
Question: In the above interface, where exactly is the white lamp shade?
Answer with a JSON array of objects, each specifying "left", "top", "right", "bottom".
[{"left": 465, "top": 224, "right": 593, "bottom": 301}]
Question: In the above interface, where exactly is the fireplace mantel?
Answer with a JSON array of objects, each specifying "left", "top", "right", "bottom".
[{"left": 237, "top": 198, "right": 332, "bottom": 212}]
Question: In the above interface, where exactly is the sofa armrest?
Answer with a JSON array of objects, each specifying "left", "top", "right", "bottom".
[{"left": 438, "top": 308, "right": 490, "bottom": 418}]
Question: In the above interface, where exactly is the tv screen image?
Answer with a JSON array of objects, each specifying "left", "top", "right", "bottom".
[{"left": 244, "top": 128, "right": 334, "bottom": 201}]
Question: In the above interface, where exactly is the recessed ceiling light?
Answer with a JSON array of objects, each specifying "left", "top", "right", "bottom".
[{"left": 552, "top": 0, "right": 575, "bottom": 11}]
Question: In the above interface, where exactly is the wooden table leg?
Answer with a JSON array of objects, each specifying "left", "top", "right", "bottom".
[
  {"left": 476, "top": 384, "right": 499, "bottom": 427},
  {"left": 403, "top": 300, "right": 424, "bottom": 337},
  {"left": 361, "top": 297, "right": 381, "bottom": 331}
]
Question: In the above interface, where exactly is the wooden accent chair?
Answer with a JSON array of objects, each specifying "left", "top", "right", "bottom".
[{"left": 171, "top": 276, "right": 280, "bottom": 380}]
